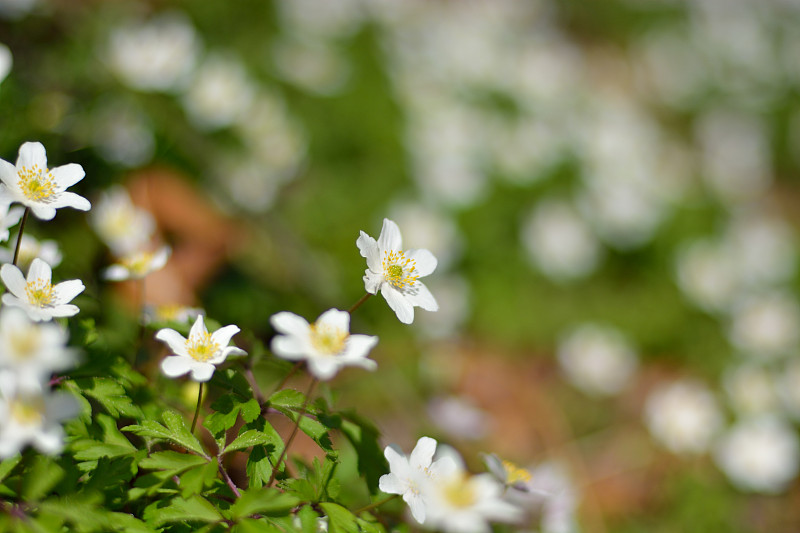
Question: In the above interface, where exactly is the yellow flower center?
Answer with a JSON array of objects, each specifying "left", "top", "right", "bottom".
[
  {"left": 309, "top": 322, "right": 347, "bottom": 355},
  {"left": 186, "top": 332, "right": 219, "bottom": 362},
  {"left": 9, "top": 328, "right": 40, "bottom": 360},
  {"left": 18, "top": 165, "right": 56, "bottom": 202},
  {"left": 382, "top": 250, "right": 419, "bottom": 289},
  {"left": 155, "top": 304, "right": 184, "bottom": 322},
  {"left": 10, "top": 397, "right": 45, "bottom": 426},
  {"left": 123, "top": 251, "right": 155, "bottom": 276},
  {"left": 442, "top": 476, "right": 478, "bottom": 509},
  {"left": 502, "top": 459, "right": 532, "bottom": 485},
  {"left": 26, "top": 279, "right": 55, "bottom": 307}
]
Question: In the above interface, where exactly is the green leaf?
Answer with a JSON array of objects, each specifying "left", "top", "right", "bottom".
[
  {"left": 179, "top": 459, "right": 220, "bottom": 498},
  {"left": 22, "top": 455, "right": 64, "bottom": 501},
  {"left": 225, "top": 428, "right": 277, "bottom": 454},
  {"left": 139, "top": 451, "right": 208, "bottom": 472},
  {"left": 319, "top": 503, "right": 359, "bottom": 533},
  {"left": 73, "top": 377, "right": 143, "bottom": 418},
  {"left": 297, "top": 505, "right": 320, "bottom": 533},
  {"left": 204, "top": 394, "right": 261, "bottom": 437},
  {"left": 232, "top": 518, "right": 286, "bottom": 533},
  {"left": 227, "top": 488, "right": 300, "bottom": 519},
  {"left": 339, "top": 413, "right": 385, "bottom": 493},
  {"left": 0, "top": 454, "right": 21, "bottom": 484},
  {"left": 269, "top": 391, "right": 333, "bottom": 453},
  {"left": 268, "top": 389, "right": 305, "bottom": 411},
  {"left": 123, "top": 410, "right": 206, "bottom": 456},
  {"left": 146, "top": 495, "right": 223, "bottom": 527}
]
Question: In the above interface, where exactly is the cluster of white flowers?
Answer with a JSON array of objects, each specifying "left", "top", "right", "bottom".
[{"left": 0, "top": 142, "right": 90, "bottom": 457}]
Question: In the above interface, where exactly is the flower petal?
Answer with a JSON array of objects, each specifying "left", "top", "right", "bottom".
[
  {"left": 54, "top": 279, "right": 85, "bottom": 304},
  {"left": 103, "top": 265, "right": 131, "bottom": 281},
  {"left": 155, "top": 328, "right": 189, "bottom": 356},
  {"left": 342, "top": 334, "right": 378, "bottom": 361},
  {"left": 16, "top": 142, "right": 47, "bottom": 171},
  {"left": 271, "top": 335, "right": 307, "bottom": 360},
  {"left": 404, "top": 281, "right": 438, "bottom": 312},
  {"left": 1, "top": 263, "right": 26, "bottom": 296},
  {"left": 27, "top": 258, "right": 51, "bottom": 283},
  {"left": 356, "top": 231, "right": 381, "bottom": 272},
  {"left": 270, "top": 311, "right": 310, "bottom": 336},
  {"left": 210, "top": 324, "right": 240, "bottom": 348},
  {"left": 307, "top": 358, "right": 339, "bottom": 381},
  {"left": 377, "top": 218, "right": 402, "bottom": 252},
  {"left": 48, "top": 304, "right": 79, "bottom": 318},
  {"left": 189, "top": 362, "right": 215, "bottom": 382},
  {"left": 404, "top": 492, "right": 426, "bottom": 524},
  {"left": 50, "top": 163, "right": 84, "bottom": 190},
  {"left": 378, "top": 473, "right": 405, "bottom": 495},
  {"left": 29, "top": 204, "right": 56, "bottom": 221},
  {"left": 381, "top": 285, "right": 414, "bottom": 324},
  {"left": 363, "top": 270, "right": 382, "bottom": 294},
  {"left": 188, "top": 315, "right": 207, "bottom": 339},
  {"left": 0, "top": 159, "right": 16, "bottom": 187},
  {"left": 161, "top": 355, "right": 191, "bottom": 378},
  {"left": 50, "top": 191, "right": 91, "bottom": 212},
  {"left": 406, "top": 248, "right": 437, "bottom": 278},
  {"left": 409, "top": 436, "right": 437, "bottom": 469},
  {"left": 316, "top": 308, "right": 349, "bottom": 332}
]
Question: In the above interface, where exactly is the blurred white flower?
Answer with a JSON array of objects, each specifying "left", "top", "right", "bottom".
[
  {"left": 0, "top": 142, "right": 90, "bottom": 221},
  {"left": 521, "top": 198, "right": 602, "bottom": 283},
  {"left": 516, "top": 462, "right": 579, "bottom": 533},
  {"left": 357, "top": 218, "right": 438, "bottom": 324},
  {"left": 182, "top": 53, "right": 255, "bottom": 130},
  {"left": 0, "top": 43, "right": 10, "bottom": 84},
  {"left": 143, "top": 304, "right": 203, "bottom": 326},
  {"left": 557, "top": 324, "right": 637, "bottom": 397},
  {"left": 635, "top": 28, "right": 707, "bottom": 108},
  {"left": 645, "top": 379, "right": 723, "bottom": 455},
  {"left": 379, "top": 436, "right": 456, "bottom": 524},
  {"left": 104, "top": 246, "right": 170, "bottom": 281},
  {"left": 482, "top": 453, "right": 533, "bottom": 492},
  {"left": 273, "top": 36, "right": 350, "bottom": 96},
  {"left": 714, "top": 415, "right": 800, "bottom": 494},
  {"left": 0, "top": 201, "right": 23, "bottom": 243},
  {"left": 156, "top": 315, "right": 246, "bottom": 382},
  {"left": 92, "top": 101, "right": 155, "bottom": 167},
  {"left": 723, "top": 363, "right": 779, "bottom": 416},
  {"left": 0, "top": 308, "right": 76, "bottom": 393},
  {"left": 723, "top": 211, "right": 797, "bottom": 289},
  {"left": 275, "top": 0, "right": 364, "bottom": 39},
  {"left": 777, "top": 358, "right": 800, "bottom": 421},
  {"left": 728, "top": 290, "right": 800, "bottom": 359},
  {"left": 1, "top": 258, "right": 84, "bottom": 322},
  {"left": 413, "top": 276, "right": 470, "bottom": 340},
  {"left": 0, "top": 376, "right": 79, "bottom": 457},
  {"left": 427, "top": 396, "right": 489, "bottom": 441},
  {"left": 107, "top": 12, "right": 199, "bottom": 92},
  {"left": 674, "top": 239, "right": 738, "bottom": 314},
  {"left": 90, "top": 186, "right": 155, "bottom": 256},
  {"left": 388, "top": 201, "right": 462, "bottom": 271},
  {"left": 270, "top": 309, "right": 378, "bottom": 380},
  {"left": 0, "top": 234, "right": 61, "bottom": 273}
]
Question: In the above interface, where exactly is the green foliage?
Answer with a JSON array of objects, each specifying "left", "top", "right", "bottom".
[{"left": 123, "top": 410, "right": 207, "bottom": 457}]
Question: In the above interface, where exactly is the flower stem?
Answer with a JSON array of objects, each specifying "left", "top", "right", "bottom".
[
  {"left": 267, "top": 378, "right": 318, "bottom": 487},
  {"left": 191, "top": 382, "right": 204, "bottom": 434},
  {"left": 348, "top": 292, "right": 372, "bottom": 314},
  {"left": 11, "top": 207, "right": 30, "bottom": 267},
  {"left": 218, "top": 460, "right": 241, "bottom": 498},
  {"left": 354, "top": 494, "right": 399, "bottom": 515}
]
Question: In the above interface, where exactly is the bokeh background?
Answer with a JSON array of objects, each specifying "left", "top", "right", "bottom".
[{"left": 2, "top": 0, "right": 800, "bottom": 531}]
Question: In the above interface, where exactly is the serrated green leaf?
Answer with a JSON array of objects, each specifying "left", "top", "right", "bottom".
[
  {"left": 225, "top": 429, "right": 275, "bottom": 453},
  {"left": 268, "top": 389, "right": 305, "bottom": 410},
  {"left": 22, "top": 455, "right": 64, "bottom": 501},
  {"left": 232, "top": 518, "right": 286, "bottom": 533},
  {"left": 0, "top": 454, "right": 21, "bottom": 484},
  {"left": 227, "top": 488, "right": 299, "bottom": 519},
  {"left": 123, "top": 410, "right": 206, "bottom": 457},
  {"left": 297, "top": 505, "right": 320, "bottom": 533},
  {"left": 146, "top": 495, "right": 223, "bottom": 527},
  {"left": 319, "top": 503, "right": 359, "bottom": 533},
  {"left": 179, "top": 459, "right": 219, "bottom": 498},
  {"left": 74, "top": 377, "right": 143, "bottom": 418},
  {"left": 139, "top": 451, "right": 208, "bottom": 471}
]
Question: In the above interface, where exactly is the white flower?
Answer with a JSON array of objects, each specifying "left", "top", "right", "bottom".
[
  {"left": 1, "top": 258, "right": 84, "bottom": 322},
  {"left": 482, "top": 454, "right": 533, "bottom": 492},
  {"left": 90, "top": 186, "right": 155, "bottom": 256},
  {"left": 722, "top": 363, "right": 779, "bottom": 416},
  {"left": 557, "top": 324, "right": 638, "bottom": 397},
  {"left": 0, "top": 376, "right": 79, "bottom": 457},
  {"left": 0, "top": 43, "right": 10, "bottom": 85},
  {"left": 356, "top": 218, "right": 438, "bottom": 324},
  {"left": 521, "top": 462, "right": 580, "bottom": 533},
  {"left": 270, "top": 309, "right": 378, "bottom": 380},
  {"left": 427, "top": 396, "right": 489, "bottom": 441},
  {"left": 0, "top": 234, "right": 62, "bottom": 272},
  {"left": 103, "top": 246, "right": 170, "bottom": 281},
  {"left": 182, "top": 54, "right": 255, "bottom": 130},
  {"left": 378, "top": 436, "right": 457, "bottom": 524},
  {"left": 0, "top": 308, "right": 76, "bottom": 393},
  {"left": 143, "top": 303, "right": 203, "bottom": 325},
  {"left": 728, "top": 290, "right": 800, "bottom": 358},
  {"left": 156, "top": 315, "right": 246, "bottom": 382},
  {"left": 0, "top": 142, "right": 90, "bottom": 220},
  {"left": 422, "top": 459, "right": 522, "bottom": 533},
  {"left": 644, "top": 379, "right": 723, "bottom": 455},
  {"left": 714, "top": 415, "right": 800, "bottom": 494},
  {"left": 0, "top": 200, "right": 23, "bottom": 242}
]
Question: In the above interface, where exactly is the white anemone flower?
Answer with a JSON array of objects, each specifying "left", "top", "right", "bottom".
[
  {"left": 0, "top": 234, "right": 62, "bottom": 272},
  {"left": 378, "top": 436, "right": 458, "bottom": 524},
  {"left": 0, "top": 142, "right": 90, "bottom": 220},
  {"left": 356, "top": 218, "right": 438, "bottom": 324},
  {"left": 156, "top": 315, "right": 246, "bottom": 382},
  {"left": 0, "top": 308, "right": 76, "bottom": 392},
  {"left": 0, "top": 375, "right": 79, "bottom": 457},
  {"left": 0, "top": 43, "right": 11, "bottom": 85},
  {"left": 90, "top": 186, "right": 155, "bottom": 255},
  {"left": 0, "top": 201, "right": 23, "bottom": 243},
  {"left": 270, "top": 309, "right": 378, "bottom": 381},
  {"left": 103, "top": 246, "right": 170, "bottom": 281},
  {"left": 1, "top": 258, "right": 84, "bottom": 322}
]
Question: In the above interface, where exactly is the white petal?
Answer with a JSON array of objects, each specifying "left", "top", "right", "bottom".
[
  {"left": 50, "top": 163, "right": 84, "bottom": 190},
  {"left": 189, "top": 362, "right": 215, "bottom": 382},
  {"left": 210, "top": 324, "right": 240, "bottom": 348},
  {"left": 356, "top": 231, "right": 381, "bottom": 272},
  {"left": 155, "top": 328, "right": 189, "bottom": 356},
  {"left": 50, "top": 191, "right": 91, "bottom": 212},
  {"left": 188, "top": 315, "right": 207, "bottom": 339},
  {"left": 410, "top": 437, "right": 437, "bottom": 470},
  {"left": 27, "top": 258, "right": 51, "bottom": 283},
  {"left": 33, "top": 426, "right": 65, "bottom": 455},
  {"left": 161, "top": 356, "right": 191, "bottom": 378},
  {"left": 384, "top": 445, "right": 411, "bottom": 477},
  {"left": 1, "top": 263, "right": 26, "bottom": 296},
  {"left": 103, "top": 265, "right": 131, "bottom": 281},
  {"left": 381, "top": 285, "right": 414, "bottom": 324},
  {"left": 363, "top": 270, "right": 382, "bottom": 294},
  {"left": 308, "top": 358, "right": 340, "bottom": 380},
  {"left": 341, "top": 334, "right": 378, "bottom": 360},
  {"left": 0, "top": 159, "right": 16, "bottom": 187},
  {"left": 406, "top": 249, "right": 437, "bottom": 278},
  {"left": 404, "top": 493, "right": 426, "bottom": 524},
  {"left": 29, "top": 204, "right": 56, "bottom": 221},
  {"left": 47, "top": 304, "right": 79, "bottom": 318},
  {"left": 378, "top": 473, "right": 405, "bottom": 495},
  {"left": 316, "top": 308, "right": 349, "bottom": 332},
  {"left": 54, "top": 279, "right": 84, "bottom": 304},
  {"left": 270, "top": 311, "right": 310, "bottom": 336},
  {"left": 378, "top": 218, "right": 402, "bottom": 252},
  {"left": 16, "top": 142, "right": 47, "bottom": 171},
  {"left": 212, "top": 346, "right": 246, "bottom": 363},
  {"left": 404, "top": 282, "right": 438, "bottom": 312},
  {"left": 271, "top": 335, "right": 307, "bottom": 359}
]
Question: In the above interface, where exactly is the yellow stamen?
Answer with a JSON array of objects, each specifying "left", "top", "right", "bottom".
[
  {"left": 9, "top": 328, "right": 40, "bottom": 359},
  {"left": 122, "top": 251, "right": 155, "bottom": 276},
  {"left": 10, "top": 397, "right": 45, "bottom": 425},
  {"left": 186, "top": 332, "right": 219, "bottom": 362},
  {"left": 309, "top": 322, "right": 348, "bottom": 355},
  {"left": 442, "top": 475, "right": 478, "bottom": 509},
  {"left": 26, "top": 279, "right": 55, "bottom": 307},
  {"left": 18, "top": 164, "right": 56, "bottom": 202},
  {"left": 502, "top": 459, "right": 532, "bottom": 485},
  {"left": 382, "top": 250, "right": 419, "bottom": 289}
]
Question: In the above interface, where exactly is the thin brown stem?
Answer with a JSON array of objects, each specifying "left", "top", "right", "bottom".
[
  {"left": 348, "top": 292, "right": 372, "bottom": 314},
  {"left": 11, "top": 207, "right": 30, "bottom": 267},
  {"left": 244, "top": 366, "right": 265, "bottom": 405},
  {"left": 267, "top": 378, "right": 318, "bottom": 487},
  {"left": 218, "top": 460, "right": 241, "bottom": 498},
  {"left": 354, "top": 494, "right": 398, "bottom": 515},
  {"left": 190, "top": 382, "right": 204, "bottom": 434}
]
